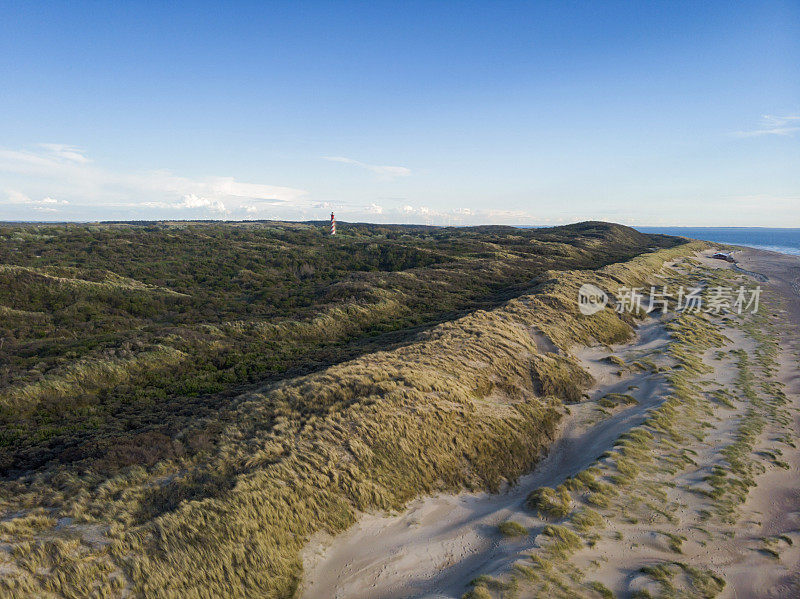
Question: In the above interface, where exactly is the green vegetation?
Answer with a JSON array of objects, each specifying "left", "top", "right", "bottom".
[
  {"left": 0, "top": 220, "right": 677, "bottom": 474},
  {"left": 598, "top": 393, "right": 638, "bottom": 409},
  {"left": 587, "top": 580, "right": 615, "bottom": 598},
  {"left": 541, "top": 524, "right": 584, "bottom": 557},
  {"left": 527, "top": 485, "right": 572, "bottom": 519},
  {"left": 571, "top": 508, "right": 605, "bottom": 532},
  {"left": 463, "top": 584, "right": 494, "bottom": 599},
  {"left": 455, "top": 261, "right": 784, "bottom": 599},
  {"left": 0, "top": 220, "right": 694, "bottom": 598},
  {"left": 604, "top": 355, "right": 626, "bottom": 367},
  {"left": 638, "top": 562, "right": 725, "bottom": 598},
  {"left": 498, "top": 520, "right": 528, "bottom": 537}
]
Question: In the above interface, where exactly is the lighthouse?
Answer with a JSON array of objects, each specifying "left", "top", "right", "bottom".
[{"left": 330, "top": 212, "right": 336, "bottom": 236}]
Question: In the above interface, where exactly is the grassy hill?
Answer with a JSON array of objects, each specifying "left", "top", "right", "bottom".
[{"left": 0, "top": 220, "right": 694, "bottom": 597}]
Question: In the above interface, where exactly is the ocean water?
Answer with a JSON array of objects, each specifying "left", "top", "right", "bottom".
[{"left": 634, "top": 227, "right": 800, "bottom": 256}]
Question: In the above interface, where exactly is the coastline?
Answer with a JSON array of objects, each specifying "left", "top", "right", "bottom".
[
  {"left": 633, "top": 228, "right": 800, "bottom": 258},
  {"left": 738, "top": 245, "right": 800, "bottom": 257},
  {"left": 300, "top": 247, "right": 800, "bottom": 599}
]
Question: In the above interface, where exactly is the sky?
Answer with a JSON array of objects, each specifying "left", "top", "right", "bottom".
[{"left": 1, "top": 1, "right": 798, "bottom": 226}]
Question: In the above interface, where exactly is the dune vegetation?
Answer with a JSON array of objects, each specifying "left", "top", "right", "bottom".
[
  {"left": 0, "top": 220, "right": 701, "bottom": 598},
  {"left": 462, "top": 254, "right": 795, "bottom": 599}
]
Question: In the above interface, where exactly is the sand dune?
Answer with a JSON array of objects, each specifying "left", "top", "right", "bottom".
[{"left": 301, "top": 248, "right": 800, "bottom": 599}]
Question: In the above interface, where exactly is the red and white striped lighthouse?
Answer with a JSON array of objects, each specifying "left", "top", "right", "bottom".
[{"left": 330, "top": 212, "right": 336, "bottom": 236}]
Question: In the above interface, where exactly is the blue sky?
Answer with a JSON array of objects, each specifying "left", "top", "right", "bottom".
[{"left": 1, "top": 1, "right": 798, "bottom": 225}]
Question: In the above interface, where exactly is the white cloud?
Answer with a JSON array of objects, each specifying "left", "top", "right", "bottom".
[
  {"left": 388, "top": 204, "right": 538, "bottom": 225},
  {"left": 207, "top": 178, "right": 305, "bottom": 202},
  {"left": 323, "top": 156, "right": 411, "bottom": 179},
  {"left": 178, "top": 194, "right": 227, "bottom": 213},
  {"left": 398, "top": 205, "right": 435, "bottom": 217},
  {"left": 0, "top": 144, "right": 308, "bottom": 218},
  {"left": 0, "top": 144, "right": 91, "bottom": 171},
  {"left": 6, "top": 190, "right": 33, "bottom": 204},
  {"left": 485, "top": 208, "right": 534, "bottom": 219},
  {"left": 733, "top": 114, "right": 800, "bottom": 138},
  {"left": 4, "top": 190, "right": 69, "bottom": 208},
  {"left": 365, "top": 202, "right": 383, "bottom": 214},
  {"left": 0, "top": 149, "right": 70, "bottom": 174},
  {"left": 38, "top": 143, "right": 90, "bottom": 163},
  {"left": 141, "top": 195, "right": 228, "bottom": 214},
  {"left": 763, "top": 115, "right": 800, "bottom": 127}
]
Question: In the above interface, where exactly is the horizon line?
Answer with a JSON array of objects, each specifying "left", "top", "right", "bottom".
[{"left": 1, "top": 219, "right": 800, "bottom": 230}]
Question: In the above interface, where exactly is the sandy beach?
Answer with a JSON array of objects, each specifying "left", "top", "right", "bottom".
[{"left": 300, "top": 247, "right": 800, "bottom": 599}]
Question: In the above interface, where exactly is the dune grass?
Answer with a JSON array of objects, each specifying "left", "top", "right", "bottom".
[
  {"left": 527, "top": 486, "right": 573, "bottom": 519},
  {"left": 0, "top": 224, "right": 706, "bottom": 598},
  {"left": 498, "top": 521, "right": 528, "bottom": 537},
  {"left": 461, "top": 262, "right": 785, "bottom": 598},
  {"left": 598, "top": 393, "right": 638, "bottom": 409}
]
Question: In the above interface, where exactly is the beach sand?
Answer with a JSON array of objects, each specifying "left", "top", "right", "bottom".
[{"left": 300, "top": 247, "right": 800, "bottom": 599}]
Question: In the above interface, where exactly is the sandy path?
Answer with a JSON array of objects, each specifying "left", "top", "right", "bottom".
[{"left": 301, "top": 319, "right": 673, "bottom": 599}]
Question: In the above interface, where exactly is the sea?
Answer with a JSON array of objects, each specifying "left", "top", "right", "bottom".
[{"left": 634, "top": 227, "right": 800, "bottom": 256}]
